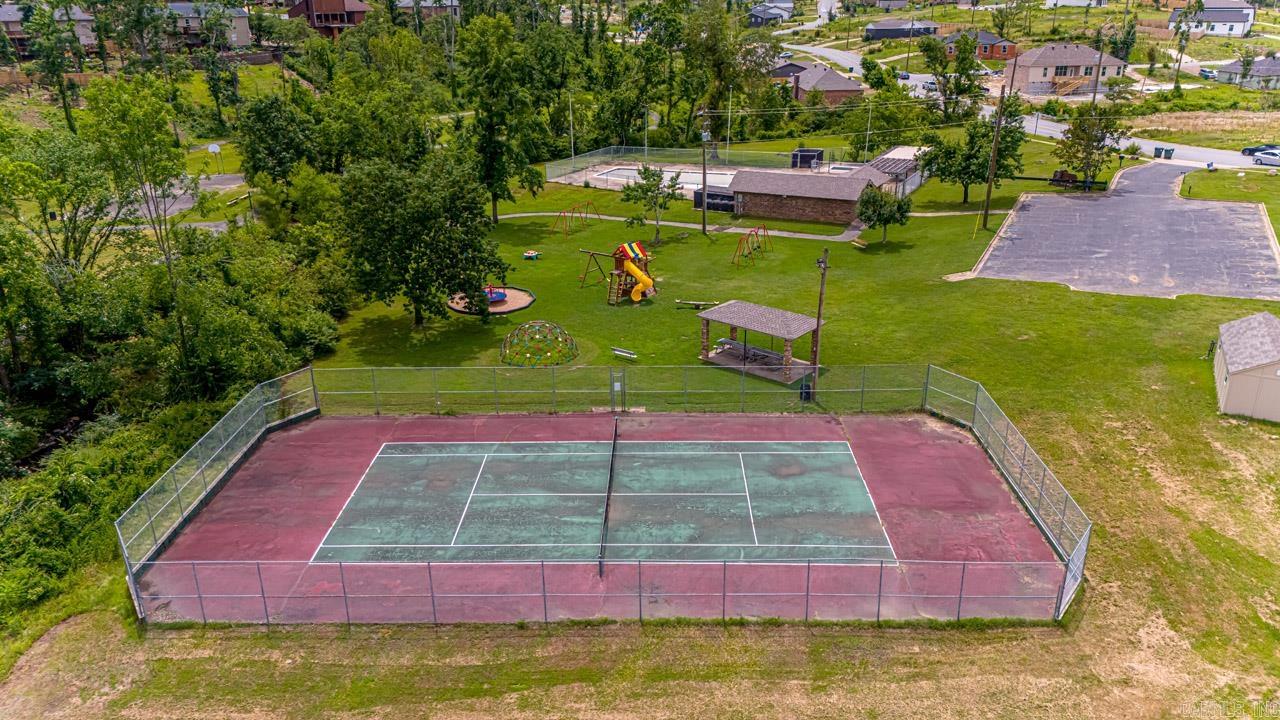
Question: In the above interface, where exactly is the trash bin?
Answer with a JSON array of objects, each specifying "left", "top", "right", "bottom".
[
  {"left": 1154, "top": 147, "right": 1167, "bottom": 159},
  {"left": 800, "top": 381, "right": 813, "bottom": 402},
  {"left": 1164, "top": 148, "right": 1174, "bottom": 159}
]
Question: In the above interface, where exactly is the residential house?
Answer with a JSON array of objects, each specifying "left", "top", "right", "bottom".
[
  {"left": 943, "top": 29, "right": 1016, "bottom": 60},
  {"left": 748, "top": 3, "right": 792, "bottom": 26},
  {"left": 876, "top": 0, "right": 909, "bottom": 10},
  {"left": 1008, "top": 43, "right": 1125, "bottom": 95},
  {"left": 0, "top": 4, "right": 29, "bottom": 56},
  {"left": 770, "top": 59, "right": 813, "bottom": 80},
  {"left": 1168, "top": 0, "right": 1254, "bottom": 37},
  {"left": 791, "top": 64, "right": 863, "bottom": 105},
  {"left": 167, "top": 3, "right": 252, "bottom": 48},
  {"left": 726, "top": 167, "right": 892, "bottom": 224},
  {"left": 863, "top": 18, "right": 939, "bottom": 40},
  {"left": 396, "top": 0, "right": 460, "bottom": 21},
  {"left": 1216, "top": 56, "right": 1280, "bottom": 88},
  {"left": 1042, "top": 0, "right": 1105, "bottom": 7},
  {"left": 288, "top": 0, "right": 371, "bottom": 38},
  {"left": 1, "top": 4, "right": 97, "bottom": 57}
]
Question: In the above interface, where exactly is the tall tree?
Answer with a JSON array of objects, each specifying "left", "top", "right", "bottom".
[
  {"left": 920, "top": 95, "right": 1025, "bottom": 204},
  {"left": 458, "top": 13, "right": 544, "bottom": 221},
  {"left": 25, "top": 4, "right": 84, "bottom": 132},
  {"left": 82, "top": 74, "right": 198, "bottom": 384},
  {"left": 341, "top": 154, "right": 506, "bottom": 326},
  {"left": 621, "top": 165, "right": 684, "bottom": 243},
  {"left": 239, "top": 94, "right": 317, "bottom": 182},
  {"left": 1172, "top": 0, "right": 1205, "bottom": 95},
  {"left": 918, "top": 33, "right": 983, "bottom": 121},
  {"left": 1053, "top": 114, "right": 1124, "bottom": 191}
]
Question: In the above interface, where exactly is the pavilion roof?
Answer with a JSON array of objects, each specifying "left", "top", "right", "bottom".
[{"left": 697, "top": 300, "right": 821, "bottom": 341}]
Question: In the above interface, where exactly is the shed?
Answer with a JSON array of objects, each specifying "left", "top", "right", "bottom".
[
  {"left": 1214, "top": 312, "right": 1280, "bottom": 422},
  {"left": 727, "top": 167, "right": 891, "bottom": 224}
]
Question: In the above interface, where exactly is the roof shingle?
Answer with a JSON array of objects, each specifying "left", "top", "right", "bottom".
[
  {"left": 697, "top": 300, "right": 821, "bottom": 340},
  {"left": 1220, "top": 312, "right": 1280, "bottom": 374}
]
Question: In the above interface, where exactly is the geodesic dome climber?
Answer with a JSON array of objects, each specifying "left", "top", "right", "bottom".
[{"left": 499, "top": 321, "right": 579, "bottom": 367}]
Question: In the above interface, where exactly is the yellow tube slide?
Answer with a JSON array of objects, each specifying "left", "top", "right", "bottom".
[{"left": 622, "top": 259, "right": 653, "bottom": 302}]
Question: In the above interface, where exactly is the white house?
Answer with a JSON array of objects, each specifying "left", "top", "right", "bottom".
[{"left": 1168, "top": 0, "right": 1254, "bottom": 37}]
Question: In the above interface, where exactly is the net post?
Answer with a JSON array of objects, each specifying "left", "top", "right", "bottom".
[
  {"left": 427, "top": 562, "right": 438, "bottom": 625},
  {"left": 875, "top": 559, "right": 884, "bottom": 622},
  {"left": 338, "top": 561, "right": 352, "bottom": 629},
  {"left": 256, "top": 562, "right": 270, "bottom": 628},
  {"left": 191, "top": 563, "right": 207, "bottom": 625},
  {"left": 804, "top": 560, "right": 812, "bottom": 623},
  {"left": 598, "top": 417, "right": 620, "bottom": 577},
  {"left": 956, "top": 561, "right": 968, "bottom": 621},
  {"left": 541, "top": 561, "right": 549, "bottom": 625}
]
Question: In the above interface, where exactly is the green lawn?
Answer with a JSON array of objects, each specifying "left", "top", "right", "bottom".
[
  {"left": 179, "top": 63, "right": 285, "bottom": 111},
  {"left": 185, "top": 140, "right": 243, "bottom": 176}
]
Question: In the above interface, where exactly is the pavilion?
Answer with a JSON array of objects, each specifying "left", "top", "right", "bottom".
[{"left": 697, "top": 300, "right": 822, "bottom": 384}]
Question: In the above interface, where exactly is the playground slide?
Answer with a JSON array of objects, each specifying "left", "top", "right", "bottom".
[{"left": 622, "top": 259, "right": 654, "bottom": 302}]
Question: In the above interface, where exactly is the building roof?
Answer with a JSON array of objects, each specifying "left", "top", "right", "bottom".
[
  {"left": 763, "top": 0, "right": 794, "bottom": 5},
  {"left": 1203, "top": 0, "right": 1252, "bottom": 8},
  {"left": 0, "top": 4, "right": 24, "bottom": 22},
  {"left": 1170, "top": 7, "right": 1251, "bottom": 24},
  {"left": 168, "top": 2, "right": 249, "bottom": 17},
  {"left": 944, "top": 29, "right": 1010, "bottom": 46},
  {"left": 728, "top": 167, "right": 886, "bottom": 203},
  {"left": 1220, "top": 312, "right": 1280, "bottom": 374},
  {"left": 698, "top": 300, "right": 821, "bottom": 341},
  {"left": 771, "top": 59, "right": 813, "bottom": 77},
  {"left": 866, "top": 18, "right": 940, "bottom": 30},
  {"left": 869, "top": 156, "right": 917, "bottom": 177},
  {"left": 1219, "top": 57, "right": 1280, "bottom": 77},
  {"left": 750, "top": 4, "right": 790, "bottom": 18},
  {"left": 397, "top": 0, "right": 459, "bottom": 7},
  {"left": 794, "top": 65, "right": 862, "bottom": 92},
  {"left": 1015, "top": 43, "right": 1124, "bottom": 67}
]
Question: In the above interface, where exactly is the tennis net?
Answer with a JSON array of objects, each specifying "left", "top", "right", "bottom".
[{"left": 597, "top": 417, "right": 620, "bottom": 575}]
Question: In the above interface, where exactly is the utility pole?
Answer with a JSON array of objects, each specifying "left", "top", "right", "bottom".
[
  {"left": 727, "top": 85, "right": 733, "bottom": 151},
  {"left": 1089, "top": 43, "right": 1107, "bottom": 105},
  {"left": 810, "top": 248, "right": 830, "bottom": 398},
  {"left": 701, "top": 115, "right": 711, "bottom": 234},
  {"left": 981, "top": 83, "right": 1007, "bottom": 230}
]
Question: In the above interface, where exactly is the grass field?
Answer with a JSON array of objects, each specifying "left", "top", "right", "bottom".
[
  {"left": 4, "top": 141, "right": 1280, "bottom": 716},
  {"left": 1127, "top": 111, "right": 1280, "bottom": 151}
]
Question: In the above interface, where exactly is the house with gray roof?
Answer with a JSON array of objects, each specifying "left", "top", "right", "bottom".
[
  {"left": 1216, "top": 56, "right": 1280, "bottom": 89},
  {"left": 1214, "top": 312, "right": 1280, "bottom": 422},
  {"left": 1169, "top": 0, "right": 1254, "bottom": 37},
  {"left": 863, "top": 18, "right": 939, "bottom": 40},
  {"left": 1, "top": 3, "right": 97, "bottom": 55},
  {"left": 1008, "top": 43, "right": 1125, "bottom": 96},
  {"left": 167, "top": 2, "right": 252, "bottom": 47},
  {"left": 790, "top": 64, "right": 862, "bottom": 105},
  {"left": 726, "top": 166, "right": 891, "bottom": 224},
  {"left": 748, "top": 3, "right": 791, "bottom": 26}
]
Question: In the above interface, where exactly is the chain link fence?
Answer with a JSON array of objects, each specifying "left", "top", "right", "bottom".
[
  {"left": 545, "top": 145, "right": 860, "bottom": 183},
  {"left": 116, "top": 363, "right": 1092, "bottom": 622}
]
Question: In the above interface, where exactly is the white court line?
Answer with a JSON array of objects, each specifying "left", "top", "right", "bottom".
[
  {"left": 308, "top": 442, "right": 388, "bottom": 563},
  {"left": 379, "top": 451, "right": 852, "bottom": 458},
  {"left": 845, "top": 442, "right": 899, "bottom": 562},
  {"left": 322, "top": 542, "right": 896, "bottom": 548},
  {"left": 450, "top": 454, "right": 489, "bottom": 546},
  {"left": 473, "top": 492, "right": 605, "bottom": 497},
  {"left": 739, "top": 453, "right": 759, "bottom": 546},
  {"left": 382, "top": 440, "right": 604, "bottom": 445},
  {"left": 471, "top": 492, "right": 747, "bottom": 497}
]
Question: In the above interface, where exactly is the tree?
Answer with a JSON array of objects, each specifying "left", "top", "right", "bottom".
[
  {"left": 1172, "top": 0, "right": 1204, "bottom": 95},
  {"left": 1145, "top": 44, "right": 1158, "bottom": 76},
  {"left": 1053, "top": 114, "right": 1125, "bottom": 191},
  {"left": 0, "top": 125, "right": 138, "bottom": 274},
  {"left": 1104, "top": 75, "right": 1137, "bottom": 103},
  {"left": 920, "top": 95, "right": 1025, "bottom": 204},
  {"left": 1108, "top": 15, "right": 1137, "bottom": 62},
  {"left": 82, "top": 74, "right": 199, "bottom": 386},
  {"left": 25, "top": 4, "right": 84, "bottom": 132},
  {"left": 621, "top": 165, "right": 685, "bottom": 243},
  {"left": 1239, "top": 50, "right": 1255, "bottom": 87},
  {"left": 918, "top": 32, "right": 983, "bottom": 121},
  {"left": 458, "top": 14, "right": 544, "bottom": 221},
  {"left": 990, "top": 6, "right": 1016, "bottom": 41},
  {"left": 196, "top": 4, "right": 241, "bottom": 131},
  {"left": 341, "top": 153, "right": 507, "bottom": 326},
  {"left": 0, "top": 224, "right": 54, "bottom": 396},
  {"left": 861, "top": 56, "right": 887, "bottom": 90},
  {"left": 856, "top": 184, "right": 911, "bottom": 244},
  {"left": 239, "top": 95, "right": 317, "bottom": 182}
]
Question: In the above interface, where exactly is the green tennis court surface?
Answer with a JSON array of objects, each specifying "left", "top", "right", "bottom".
[{"left": 312, "top": 440, "right": 896, "bottom": 563}]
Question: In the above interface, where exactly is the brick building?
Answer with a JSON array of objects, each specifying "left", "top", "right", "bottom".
[
  {"left": 288, "top": 0, "right": 371, "bottom": 38},
  {"left": 726, "top": 167, "right": 892, "bottom": 224},
  {"left": 943, "top": 29, "right": 1015, "bottom": 60},
  {"left": 791, "top": 65, "right": 863, "bottom": 105}
]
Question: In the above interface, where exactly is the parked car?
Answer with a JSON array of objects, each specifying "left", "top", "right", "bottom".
[
  {"left": 897, "top": 70, "right": 910, "bottom": 80},
  {"left": 1253, "top": 150, "right": 1280, "bottom": 167},
  {"left": 779, "top": 51, "right": 794, "bottom": 59},
  {"left": 1242, "top": 144, "right": 1280, "bottom": 156},
  {"left": 921, "top": 80, "right": 938, "bottom": 91},
  {"left": 1199, "top": 68, "right": 1217, "bottom": 80}
]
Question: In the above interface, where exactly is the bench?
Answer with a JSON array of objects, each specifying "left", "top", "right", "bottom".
[
  {"left": 715, "top": 338, "right": 786, "bottom": 365},
  {"left": 611, "top": 346, "right": 638, "bottom": 360},
  {"left": 675, "top": 299, "right": 720, "bottom": 310}
]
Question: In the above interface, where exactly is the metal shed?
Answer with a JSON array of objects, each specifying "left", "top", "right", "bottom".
[{"left": 1214, "top": 312, "right": 1280, "bottom": 422}]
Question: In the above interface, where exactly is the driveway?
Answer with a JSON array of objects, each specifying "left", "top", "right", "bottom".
[{"left": 973, "top": 162, "right": 1280, "bottom": 300}]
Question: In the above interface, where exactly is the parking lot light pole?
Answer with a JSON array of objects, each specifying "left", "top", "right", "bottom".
[{"left": 701, "top": 116, "right": 711, "bottom": 235}]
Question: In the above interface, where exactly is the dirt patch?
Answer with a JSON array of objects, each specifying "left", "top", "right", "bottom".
[
  {"left": 1125, "top": 111, "right": 1280, "bottom": 138},
  {"left": 0, "top": 612, "right": 144, "bottom": 720}
]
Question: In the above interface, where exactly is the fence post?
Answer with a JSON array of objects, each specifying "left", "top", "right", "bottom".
[
  {"left": 337, "top": 562, "right": 352, "bottom": 628},
  {"left": 922, "top": 364, "right": 932, "bottom": 411},
  {"left": 804, "top": 560, "right": 811, "bottom": 623},
  {"left": 256, "top": 562, "right": 271, "bottom": 628},
  {"left": 875, "top": 559, "right": 884, "bottom": 622},
  {"left": 432, "top": 368, "right": 441, "bottom": 413},
  {"left": 192, "top": 563, "right": 207, "bottom": 625},
  {"left": 721, "top": 562, "right": 728, "bottom": 623},
  {"left": 540, "top": 561, "right": 549, "bottom": 625},
  {"left": 309, "top": 365, "right": 321, "bottom": 412},
  {"left": 116, "top": 524, "right": 147, "bottom": 621},
  {"left": 972, "top": 382, "right": 981, "bottom": 428},
  {"left": 859, "top": 366, "right": 867, "bottom": 413},
  {"left": 550, "top": 368, "right": 557, "bottom": 414},
  {"left": 371, "top": 368, "right": 380, "bottom": 416},
  {"left": 427, "top": 562, "right": 438, "bottom": 625},
  {"left": 493, "top": 367, "right": 501, "bottom": 413},
  {"left": 739, "top": 367, "right": 746, "bottom": 413},
  {"left": 637, "top": 560, "right": 643, "bottom": 624},
  {"left": 682, "top": 367, "right": 689, "bottom": 412},
  {"left": 956, "top": 561, "right": 967, "bottom": 621},
  {"left": 141, "top": 493, "right": 161, "bottom": 548}
]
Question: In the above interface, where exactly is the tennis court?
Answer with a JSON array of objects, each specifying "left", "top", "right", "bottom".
[
  {"left": 595, "top": 166, "right": 736, "bottom": 190},
  {"left": 311, "top": 438, "right": 895, "bottom": 564}
]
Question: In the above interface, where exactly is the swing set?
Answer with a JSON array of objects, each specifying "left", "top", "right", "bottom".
[
  {"left": 731, "top": 225, "right": 773, "bottom": 267},
  {"left": 551, "top": 201, "right": 602, "bottom": 238}
]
